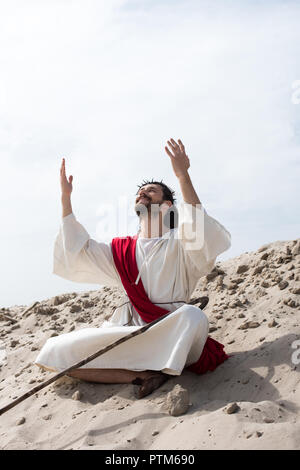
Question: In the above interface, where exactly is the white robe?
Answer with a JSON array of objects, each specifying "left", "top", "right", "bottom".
[{"left": 34, "top": 202, "right": 231, "bottom": 375}]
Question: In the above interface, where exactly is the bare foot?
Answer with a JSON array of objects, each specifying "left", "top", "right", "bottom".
[{"left": 132, "top": 372, "right": 169, "bottom": 399}]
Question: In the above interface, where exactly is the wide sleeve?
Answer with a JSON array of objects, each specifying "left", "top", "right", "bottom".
[
  {"left": 53, "top": 212, "right": 121, "bottom": 287},
  {"left": 176, "top": 201, "right": 231, "bottom": 276}
]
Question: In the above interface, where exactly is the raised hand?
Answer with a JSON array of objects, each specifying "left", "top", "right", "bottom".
[
  {"left": 165, "top": 138, "right": 190, "bottom": 179},
  {"left": 60, "top": 158, "right": 73, "bottom": 198}
]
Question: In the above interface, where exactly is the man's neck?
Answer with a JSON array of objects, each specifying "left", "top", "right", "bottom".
[{"left": 138, "top": 213, "right": 170, "bottom": 238}]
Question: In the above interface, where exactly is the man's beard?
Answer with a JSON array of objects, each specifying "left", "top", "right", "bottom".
[
  {"left": 134, "top": 200, "right": 177, "bottom": 231},
  {"left": 134, "top": 199, "right": 163, "bottom": 217}
]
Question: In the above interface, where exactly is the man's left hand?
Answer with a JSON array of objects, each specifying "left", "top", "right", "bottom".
[{"left": 165, "top": 138, "right": 190, "bottom": 179}]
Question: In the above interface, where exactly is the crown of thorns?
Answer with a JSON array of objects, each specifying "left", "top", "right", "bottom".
[{"left": 136, "top": 179, "right": 176, "bottom": 204}]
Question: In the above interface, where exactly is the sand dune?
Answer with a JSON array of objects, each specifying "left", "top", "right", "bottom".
[{"left": 0, "top": 238, "right": 299, "bottom": 450}]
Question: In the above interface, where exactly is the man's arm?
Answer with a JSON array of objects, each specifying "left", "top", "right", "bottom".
[
  {"left": 60, "top": 158, "right": 73, "bottom": 218},
  {"left": 55, "top": 158, "right": 121, "bottom": 287},
  {"left": 177, "top": 172, "right": 201, "bottom": 207},
  {"left": 62, "top": 195, "right": 73, "bottom": 218},
  {"left": 165, "top": 138, "right": 201, "bottom": 207},
  {"left": 165, "top": 138, "right": 231, "bottom": 273}
]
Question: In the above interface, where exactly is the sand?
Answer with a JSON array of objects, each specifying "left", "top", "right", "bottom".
[{"left": 0, "top": 238, "right": 299, "bottom": 450}]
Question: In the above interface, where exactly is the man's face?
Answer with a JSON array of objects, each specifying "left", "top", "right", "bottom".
[{"left": 135, "top": 183, "right": 165, "bottom": 211}]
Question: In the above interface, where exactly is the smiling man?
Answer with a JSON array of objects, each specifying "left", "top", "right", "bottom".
[
  {"left": 34, "top": 138, "right": 231, "bottom": 398},
  {"left": 134, "top": 179, "right": 177, "bottom": 238}
]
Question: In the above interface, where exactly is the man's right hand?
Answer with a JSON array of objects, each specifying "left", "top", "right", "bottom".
[{"left": 60, "top": 158, "right": 73, "bottom": 198}]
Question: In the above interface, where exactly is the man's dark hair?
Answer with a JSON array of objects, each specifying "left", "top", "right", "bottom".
[
  {"left": 136, "top": 178, "right": 176, "bottom": 204},
  {"left": 136, "top": 179, "right": 178, "bottom": 229}
]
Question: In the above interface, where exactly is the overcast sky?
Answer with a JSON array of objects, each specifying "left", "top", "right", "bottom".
[{"left": 1, "top": 0, "right": 300, "bottom": 307}]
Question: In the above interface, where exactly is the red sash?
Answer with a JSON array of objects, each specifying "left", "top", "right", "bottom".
[{"left": 111, "top": 235, "right": 229, "bottom": 375}]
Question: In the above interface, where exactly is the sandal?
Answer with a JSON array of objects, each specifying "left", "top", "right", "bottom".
[{"left": 132, "top": 373, "right": 169, "bottom": 399}]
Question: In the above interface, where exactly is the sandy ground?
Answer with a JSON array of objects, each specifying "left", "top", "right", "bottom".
[{"left": 0, "top": 238, "right": 299, "bottom": 450}]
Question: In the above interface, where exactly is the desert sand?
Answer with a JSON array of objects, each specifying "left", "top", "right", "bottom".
[{"left": 0, "top": 238, "right": 299, "bottom": 450}]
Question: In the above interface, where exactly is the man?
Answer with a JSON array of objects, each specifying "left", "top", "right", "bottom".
[{"left": 34, "top": 138, "right": 231, "bottom": 398}]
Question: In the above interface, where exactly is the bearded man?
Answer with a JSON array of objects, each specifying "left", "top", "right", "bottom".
[{"left": 34, "top": 138, "right": 231, "bottom": 398}]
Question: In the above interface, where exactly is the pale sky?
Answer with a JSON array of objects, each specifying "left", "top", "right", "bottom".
[{"left": 1, "top": 0, "right": 300, "bottom": 307}]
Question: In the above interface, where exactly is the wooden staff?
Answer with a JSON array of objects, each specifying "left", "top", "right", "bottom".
[{"left": 0, "top": 296, "right": 209, "bottom": 416}]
